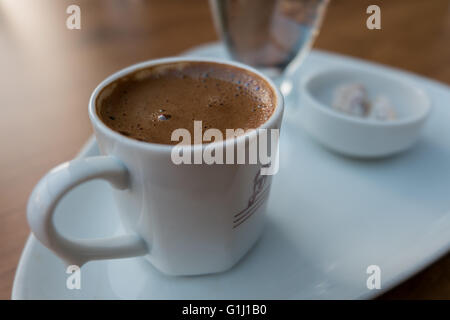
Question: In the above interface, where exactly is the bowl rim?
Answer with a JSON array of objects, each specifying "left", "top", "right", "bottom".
[{"left": 300, "top": 67, "right": 432, "bottom": 127}]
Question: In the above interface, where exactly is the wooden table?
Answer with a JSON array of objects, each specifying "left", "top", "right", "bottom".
[{"left": 0, "top": 0, "right": 448, "bottom": 300}]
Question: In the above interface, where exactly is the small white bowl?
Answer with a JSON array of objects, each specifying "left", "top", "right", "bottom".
[{"left": 298, "top": 68, "right": 432, "bottom": 158}]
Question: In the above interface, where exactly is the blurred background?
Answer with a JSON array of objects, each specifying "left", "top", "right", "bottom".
[{"left": 0, "top": 0, "right": 449, "bottom": 299}]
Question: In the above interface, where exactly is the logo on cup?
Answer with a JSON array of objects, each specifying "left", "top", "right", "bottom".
[
  {"left": 66, "top": 265, "right": 81, "bottom": 290},
  {"left": 66, "top": 5, "right": 81, "bottom": 30},
  {"left": 366, "top": 5, "right": 381, "bottom": 30},
  {"left": 366, "top": 265, "right": 381, "bottom": 290},
  {"left": 170, "top": 121, "right": 280, "bottom": 176}
]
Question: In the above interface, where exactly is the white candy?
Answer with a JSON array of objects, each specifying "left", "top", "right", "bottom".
[
  {"left": 369, "top": 95, "right": 396, "bottom": 121},
  {"left": 332, "top": 83, "right": 371, "bottom": 117},
  {"left": 332, "top": 83, "right": 397, "bottom": 121}
]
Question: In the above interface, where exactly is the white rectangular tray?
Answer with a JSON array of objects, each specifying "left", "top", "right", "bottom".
[{"left": 13, "top": 45, "right": 450, "bottom": 299}]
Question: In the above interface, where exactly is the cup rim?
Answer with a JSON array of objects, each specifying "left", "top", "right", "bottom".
[{"left": 88, "top": 57, "right": 284, "bottom": 152}]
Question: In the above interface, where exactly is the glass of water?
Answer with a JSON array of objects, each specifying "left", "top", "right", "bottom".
[{"left": 209, "top": 0, "right": 329, "bottom": 93}]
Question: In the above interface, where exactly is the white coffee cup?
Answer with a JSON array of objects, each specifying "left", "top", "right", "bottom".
[{"left": 27, "top": 57, "right": 284, "bottom": 275}]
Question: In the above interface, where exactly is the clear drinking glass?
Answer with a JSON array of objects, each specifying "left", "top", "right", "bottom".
[{"left": 209, "top": 0, "right": 329, "bottom": 94}]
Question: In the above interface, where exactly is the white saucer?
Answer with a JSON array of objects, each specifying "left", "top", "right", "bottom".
[{"left": 13, "top": 43, "right": 450, "bottom": 299}]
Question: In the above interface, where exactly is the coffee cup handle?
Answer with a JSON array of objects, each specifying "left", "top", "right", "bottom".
[{"left": 27, "top": 155, "right": 148, "bottom": 267}]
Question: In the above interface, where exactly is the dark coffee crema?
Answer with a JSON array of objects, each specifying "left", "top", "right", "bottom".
[{"left": 97, "top": 61, "right": 276, "bottom": 145}]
